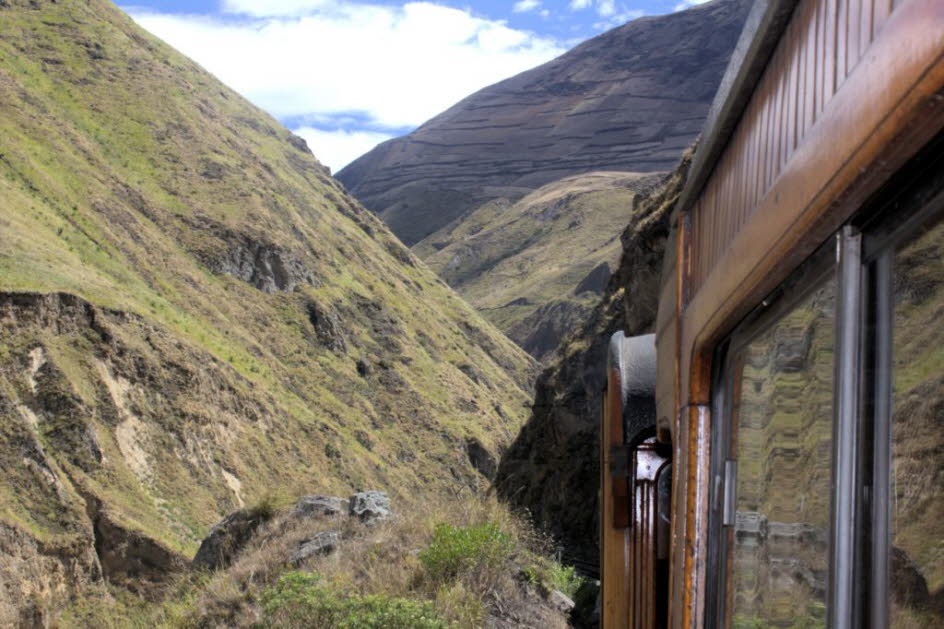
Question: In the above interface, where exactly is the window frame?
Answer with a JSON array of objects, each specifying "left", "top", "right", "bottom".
[
  {"left": 707, "top": 133, "right": 944, "bottom": 629},
  {"left": 707, "top": 239, "right": 838, "bottom": 629}
]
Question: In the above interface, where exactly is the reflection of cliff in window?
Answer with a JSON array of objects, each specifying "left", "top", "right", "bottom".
[
  {"left": 889, "top": 216, "right": 944, "bottom": 628},
  {"left": 729, "top": 280, "right": 835, "bottom": 629}
]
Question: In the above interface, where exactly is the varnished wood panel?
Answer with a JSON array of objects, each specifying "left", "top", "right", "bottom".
[
  {"left": 689, "top": 0, "right": 902, "bottom": 296},
  {"left": 662, "top": 2, "right": 944, "bottom": 627},
  {"left": 602, "top": 365, "right": 630, "bottom": 629},
  {"left": 680, "top": 0, "right": 944, "bottom": 407}
]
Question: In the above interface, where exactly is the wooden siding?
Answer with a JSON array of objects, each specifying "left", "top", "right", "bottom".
[{"left": 689, "top": 0, "right": 901, "bottom": 296}]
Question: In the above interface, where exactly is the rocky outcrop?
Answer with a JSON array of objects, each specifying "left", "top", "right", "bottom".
[
  {"left": 573, "top": 263, "right": 611, "bottom": 296},
  {"left": 465, "top": 438, "right": 498, "bottom": 480},
  {"left": 291, "top": 496, "right": 349, "bottom": 520},
  {"left": 290, "top": 530, "right": 341, "bottom": 565},
  {"left": 338, "top": 0, "right": 749, "bottom": 246},
  {"left": 192, "top": 508, "right": 273, "bottom": 571},
  {"left": 494, "top": 151, "right": 693, "bottom": 570},
  {"left": 348, "top": 491, "right": 392, "bottom": 524},
  {"left": 208, "top": 237, "right": 317, "bottom": 294}
]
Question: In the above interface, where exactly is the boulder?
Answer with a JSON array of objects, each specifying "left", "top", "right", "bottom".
[
  {"left": 291, "top": 531, "right": 341, "bottom": 565},
  {"left": 549, "top": 589, "right": 575, "bottom": 614},
  {"left": 192, "top": 509, "right": 268, "bottom": 570},
  {"left": 348, "top": 491, "right": 391, "bottom": 524},
  {"left": 291, "top": 496, "right": 348, "bottom": 520}
]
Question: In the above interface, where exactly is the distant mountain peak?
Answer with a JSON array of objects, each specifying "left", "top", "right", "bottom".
[{"left": 338, "top": 0, "right": 751, "bottom": 247}]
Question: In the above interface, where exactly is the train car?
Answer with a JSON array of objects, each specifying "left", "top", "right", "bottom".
[{"left": 600, "top": 1, "right": 944, "bottom": 627}]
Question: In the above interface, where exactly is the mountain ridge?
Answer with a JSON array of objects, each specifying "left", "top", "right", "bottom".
[{"left": 337, "top": 0, "right": 751, "bottom": 246}]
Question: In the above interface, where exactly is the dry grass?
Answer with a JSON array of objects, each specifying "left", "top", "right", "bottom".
[{"left": 77, "top": 490, "right": 576, "bottom": 628}]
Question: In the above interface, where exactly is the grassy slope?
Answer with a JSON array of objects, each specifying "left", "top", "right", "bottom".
[
  {"left": 414, "top": 171, "right": 663, "bottom": 360},
  {"left": 0, "top": 0, "right": 535, "bottom": 594}
]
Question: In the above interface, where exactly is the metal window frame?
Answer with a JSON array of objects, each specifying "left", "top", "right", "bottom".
[{"left": 857, "top": 141, "right": 944, "bottom": 628}]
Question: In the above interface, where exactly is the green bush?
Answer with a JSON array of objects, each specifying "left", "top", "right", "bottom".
[
  {"left": 418, "top": 522, "right": 513, "bottom": 583},
  {"left": 522, "top": 559, "right": 585, "bottom": 598},
  {"left": 549, "top": 563, "right": 584, "bottom": 598},
  {"left": 258, "top": 572, "right": 448, "bottom": 629}
]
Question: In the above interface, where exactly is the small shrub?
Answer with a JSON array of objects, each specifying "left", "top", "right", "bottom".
[
  {"left": 418, "top": 522, "right": 513, "bottom": 584},
  {"left": 549, "top": 563, "right": 584, "bottom": 598},
  {"left": 248, "top": 490, "right": 288, "bottom": 521},
  {"left": 259, "top": 571, "right": 448, "bottom": 629},
  {"left": 259, "top": 572, "right": 342, "bottom": 628},
  {"left": 522, "top": 558, "right": 584, "bottom": 598}
]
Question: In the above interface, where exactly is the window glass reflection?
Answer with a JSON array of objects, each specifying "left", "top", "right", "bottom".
[
  {"left": 730, "top": 279, "right": 835, "bottom": 628},
  {"left": 890, "top": 217, "right": 944, "bottom": 627}
]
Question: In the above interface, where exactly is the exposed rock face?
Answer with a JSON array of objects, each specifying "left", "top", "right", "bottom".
[
  {"left": 494, "top": 151, "right": 693, "bottom": 570},
  {"left": 574, "top": 263, "right": 611, "bottom": 296},
  {"left": 205, "top": 234, "right": 318, "bottom": 294},
  {"left": 338, "top": 0, "right": 749, "bottom": 246},
  {"left": 465, "top": 438, "right": 498, "bottom": 480},
  {"left": 86, "top": 495, "right": 188, "bottom": 598}
]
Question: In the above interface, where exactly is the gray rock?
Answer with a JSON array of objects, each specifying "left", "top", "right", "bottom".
[
  {"left": 305, "top": 301, "right": 347, "bottom": 352},
  {"left": 291, "top": 531, "right": 341, "bottom": 565},
  {"left": 290, "top": 496, "right": 348, "bottom": 520},
  {"left": 549, "top": 590, "right": 575, "bottom": 614},
  {"left": 348, "top": 491, "right": 391, "bottom": 524}
]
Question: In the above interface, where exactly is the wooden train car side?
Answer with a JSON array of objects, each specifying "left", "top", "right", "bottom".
[{"left": 601, "top": 1, "right": 944, "bottom": 627}]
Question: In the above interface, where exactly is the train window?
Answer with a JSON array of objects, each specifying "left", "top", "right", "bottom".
[
  {"left": 725, "top": 276, "right": 835, "bottom": 628},
  {"left": 706, "top": 141, "right": 944, "bottom": 628},
  {"left": 885, "top": 215, "right": 944, "bottom": 626}
]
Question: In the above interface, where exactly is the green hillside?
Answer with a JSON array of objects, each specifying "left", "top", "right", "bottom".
[
  {"left": 0, "top": 0, "right": 536, "bottom": 622},
  {"left": 414, "top": 172, "right": 663, "bottom": 360}
]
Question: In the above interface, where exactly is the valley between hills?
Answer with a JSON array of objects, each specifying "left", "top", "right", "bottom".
[
  {"left": 0, "top": 0, "right": 747, "bottom": 626},
  {"left": 339, "top": 0, "right": 749, "bottom": 361}
]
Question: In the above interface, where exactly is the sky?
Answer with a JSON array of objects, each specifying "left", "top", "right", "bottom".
[{"left": 123, "top": 0, "right": 712, "bottom": 172}]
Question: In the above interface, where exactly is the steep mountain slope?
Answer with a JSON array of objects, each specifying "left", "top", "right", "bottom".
[
  {"left": 337, "top": 0, "right": 749, "bottom": 247},
  {"left": 495, "top": 152, "right": 692, "bottom": 570},
  {"left": 0, "top": 1, "right": 536, "bottom": 623},
  {"left": 413, "top": 171, "right": 665, "bottom": 360}
]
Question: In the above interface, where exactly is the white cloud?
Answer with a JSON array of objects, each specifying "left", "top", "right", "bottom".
[
  {"left": 129, "top": 3, "right": 565, "bottom": 133},
  {"left": 220, "top": 0, "right": 336, "bottom": 17},
  {"left": 674, "top": 0, "right": 711, "bottom": 10},
  {"left": 570, "top": 0, "right": 643, "bottom": 23},
  {"left": 293, "top": 127, "right": 394, "bottom": 172},
  {"left": 512, "top": 0, "right": 541, "bottom": 13}
]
